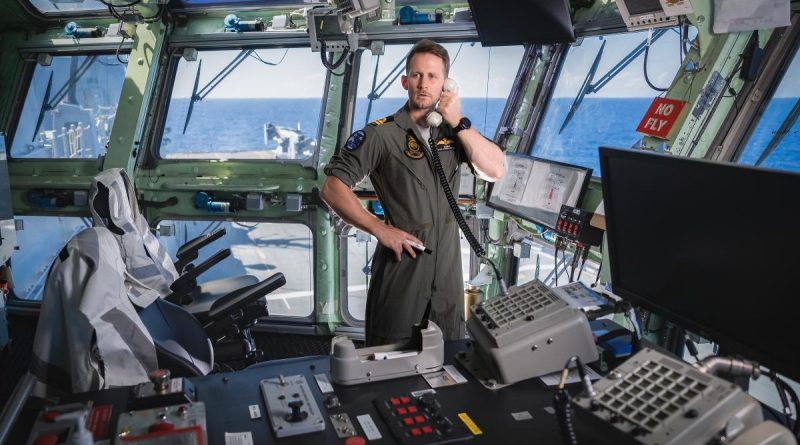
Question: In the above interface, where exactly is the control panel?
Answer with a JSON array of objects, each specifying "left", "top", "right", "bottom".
[
  {"left": 261, "top": 374, "right": 326, "bottom": 438},
  {"left": 555, "top": 205, "right": 603, "bottom": 247},
  {"left": 374, "top": 392, "right": 472, "bottom": 444},
  {"left": 572, "top": 348, "right": 763, "bottom": 444},
  {"left": 116, "top": 402, "right": 207, "bottom": 444}
]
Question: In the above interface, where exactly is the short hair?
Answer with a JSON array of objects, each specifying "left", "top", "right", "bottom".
[{"left": 405, "top": 39, "right": 450, "bottom": 76}]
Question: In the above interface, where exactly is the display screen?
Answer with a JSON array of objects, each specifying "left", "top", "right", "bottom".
[
  {"left": 600, "top": 147, "right": 800, "bottom": 381},
  {"left": 487, "top": 153, "right": 592, "bottom": 228},
  {"left": 467, "top": 0, "right": 575, "bottom": 46},
  {"left": 622, "top": 0, "right": 664, "bottom": 15}
]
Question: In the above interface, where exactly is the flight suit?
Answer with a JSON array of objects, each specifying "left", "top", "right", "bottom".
[{"left": 325, "top": 105, "right": 469, "bottom": 344}]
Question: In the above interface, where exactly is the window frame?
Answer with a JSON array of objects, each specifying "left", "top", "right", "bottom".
[
  {"left": 143, "top": 39, "right": 329, "bottom": 168},
  {"left": 16, "top": 0, "right": 111, "bottom": 20},
  {"left": 7, "top": 46, "right": 132, "bottom": 161}
]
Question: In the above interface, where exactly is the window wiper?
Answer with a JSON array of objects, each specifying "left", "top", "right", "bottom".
[
  {"left": 755, "top": 97, "right": 800, "bottom": 166},
  {"left": 31, "top": 72, "right": 53, "bottom": 142},
  {"left": 182, "top": 49, "right": 254, "bottom": 134},
  {"left": 363, "top": 49, "right": 411, "bottom": 126},
  {"left": 558, "top": 29, "right": 667, "bottom": 134},
  {"left": 31, "top": 56, "right": 97, "bottom": 141}
]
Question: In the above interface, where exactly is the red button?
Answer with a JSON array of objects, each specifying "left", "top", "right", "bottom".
[
  {"left": 403, "top": 417, "right": 414, "bottom": 426},
  {"left": 397, "top": 408, "right": 408, "bottom": 415},
  {"left": 149, "top": 422, "right": 175, "bottom": 433},
  {"left": 34, "top": 435, "right": 59, "bottom": 445},
  {"left": 390, "top": 398, "right": 400, "bottom": 406},
  {"left": 422, "top": 426, "right": 433, "bottom": 434},
  {"left": 415, "top": 415, "right": 425, "bottom": 423},
  {"left": 400, "top": 396, "right": 410, "bottom": 404},
  {"left": 345, "top": 437, "right": 366, "bottom": 445},
  {"left": 410, "top": 428, "right": 422, "bottom": 436},
  {"left": 44, "top": 411, "right": 61, "bottom": 422},
  {"left": 407, "top": 406, "right": 418, "bottom": 413}
]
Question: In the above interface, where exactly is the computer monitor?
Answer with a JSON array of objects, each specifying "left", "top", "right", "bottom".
[
  {"left": 466, "top": 0, "right": 575, "bottom": 46},
  {"left": 599, "top": 147, "right": 800, "bottom": 381},
  {"left": 487, "top": 153, "right": 592, "bottom": 229}
]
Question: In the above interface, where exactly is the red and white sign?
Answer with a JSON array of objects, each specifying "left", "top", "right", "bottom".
[{"left": 636, "top": 97, "right": 687, "bottom": 139}]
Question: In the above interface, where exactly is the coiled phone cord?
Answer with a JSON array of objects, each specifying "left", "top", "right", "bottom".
[{"left": 429, "top": 137, "right": 507, "bottom": 295}]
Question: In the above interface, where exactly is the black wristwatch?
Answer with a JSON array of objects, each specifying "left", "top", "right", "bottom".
[{"left": 452, "top": 117, "right": 471, "bottom": 133}]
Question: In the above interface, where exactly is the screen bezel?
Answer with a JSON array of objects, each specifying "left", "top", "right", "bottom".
[
  {"left": 467, "top": 0, "right": 576, "bottom": 46},
  {"left": 619, "top": 0, "right": 665, "bottom": 16},
  {"left": 486, "top": 152, "right": 592, "bottom": 229},
  {"left": 600, "top": 146, "right": 800, "bottom": 381}
]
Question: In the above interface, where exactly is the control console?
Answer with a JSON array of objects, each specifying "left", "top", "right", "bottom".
[{"left": 459, "top": 279, "right": 598, "bottom": 388}]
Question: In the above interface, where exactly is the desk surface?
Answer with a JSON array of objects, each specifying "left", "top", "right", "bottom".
[
  {"left": 194, "top": 340, "right": 569, "bottom": 444},
  {"left": 13, "top": 340, "right": 575, "bottom": 444}
]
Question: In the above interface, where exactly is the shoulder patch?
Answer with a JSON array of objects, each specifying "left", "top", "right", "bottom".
[
  {"left": 345, "top": 130, "right": 366, "bottom": 151},
  {"left": 369, "top": 116, "right": 394, "bottom": 126}
]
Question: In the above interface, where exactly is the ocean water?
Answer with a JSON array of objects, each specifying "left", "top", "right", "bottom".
[{"left": 163, "top": 97, "right": 799, "bottom": 174}]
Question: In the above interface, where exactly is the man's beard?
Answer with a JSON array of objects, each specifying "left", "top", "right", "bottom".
[{"left": 409, "top": 94, "right": 436, "bottom": 112}]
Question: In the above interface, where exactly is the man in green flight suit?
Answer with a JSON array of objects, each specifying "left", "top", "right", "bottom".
[{"left": 322, "top": 39, "right": 505, "bottom": 345}]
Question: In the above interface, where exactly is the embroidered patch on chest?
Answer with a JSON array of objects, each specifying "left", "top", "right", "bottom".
[
  {"left": 405, "top": 134, "right": 424, "bottom": 160},
  {"left": 345, "top": 130, "right": 366, "bottom": 151},
  {"left": 436, "top": 137, "right": 456, "bottom": 151}
]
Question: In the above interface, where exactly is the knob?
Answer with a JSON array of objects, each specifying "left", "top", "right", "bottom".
[
  {"left": 285, "top": 400, "right": 308, "bottom": 423},
  {"left": 149, "top": 369, "right": 171, "bottom": 394}
]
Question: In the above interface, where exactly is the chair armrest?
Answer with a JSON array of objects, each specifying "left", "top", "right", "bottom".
[
  {"left": 167, "top": 249, "right": 231, "bottom": 302},
  {"left": 206, "top": 272, "right": 286, "bottom": 322},
  {"left": 174, "top": 228, "right": 226, "bottom": 273}
]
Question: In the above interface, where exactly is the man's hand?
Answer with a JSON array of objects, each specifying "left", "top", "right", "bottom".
[
  {"left": 436, "top": 90, "right": 463, "bottom": 129},
  {"left": 374, "top": 225, "right": 424, "bottom": 262}
]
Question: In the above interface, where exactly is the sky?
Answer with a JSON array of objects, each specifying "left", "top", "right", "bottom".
[{"left": 169, "top": 30, "right": 799, "bottom": 100}]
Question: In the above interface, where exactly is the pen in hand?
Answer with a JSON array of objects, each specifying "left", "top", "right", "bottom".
[{"left": 405, "top": 239, "right": 433, "bottom": 254}]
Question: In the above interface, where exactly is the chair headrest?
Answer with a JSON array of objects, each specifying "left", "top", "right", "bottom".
[{"left": 92, "top": 183, "right": 124, "bottom": 235}]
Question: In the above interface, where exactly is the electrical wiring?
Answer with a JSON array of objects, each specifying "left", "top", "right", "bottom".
[
  {"left": 553, "top": 238, "right": 560, "bottom": 286},
  {"left": 250, "top": 48, "right": 290, "bottom": 66},
  {"left": 768, "top": 371, "right": 800, "bottom": 435},
  {"left": 116, "top": 36, "right": 128, "bottom": 65},
  {"left": 643, "top": 39, "right": 669, "bottom": 92},
  {"left": 554, "top": 356, "right": 596, "bottom": 445}
]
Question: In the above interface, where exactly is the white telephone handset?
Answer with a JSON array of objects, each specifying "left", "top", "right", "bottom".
[{"left": 426, "top": 78, "right": 458, "bottom": 127}]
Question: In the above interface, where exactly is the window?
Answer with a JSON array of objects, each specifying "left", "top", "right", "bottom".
[
  {"left": 354, "top": 42, "right": 525, "bottom": 136},
  {"left": 737, "top": 49, "right": 800, "bottom": 173},
  {"left": 171, "top": 0, "right": 307, "bottom": 8},
  {"left": 26, "top": 0, "right": 107, "bottom": 14},
  {"left": 515, "top": 237, "right": 600, "bottom": 289},
  {"left": 532, "top": 30, "right": 687, "bottom": 175},
  {"left": 11, "top": 54, "right": 126, "bottom": 159},
  {"left": 10, "top": 216, "right": 91, "bottom": 301},
  {"left": 160, "top": 48, "right": 326, "bottom": 160},
  {"left": 343, "top": 227, "right": 474, "bottom": 323},
  {"left": 158, "top": 220, "right": 314, "bottom": 317}
]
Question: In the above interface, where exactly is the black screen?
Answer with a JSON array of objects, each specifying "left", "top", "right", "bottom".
[
  {"left": 467, "top": 0, "right": 575, "bottom": 46},
  {"left": 600, "top": 147, "right": 800, "bottom": 380},
  {"left": 622, "top": 0, "right": 663, "bottom": 16}
]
